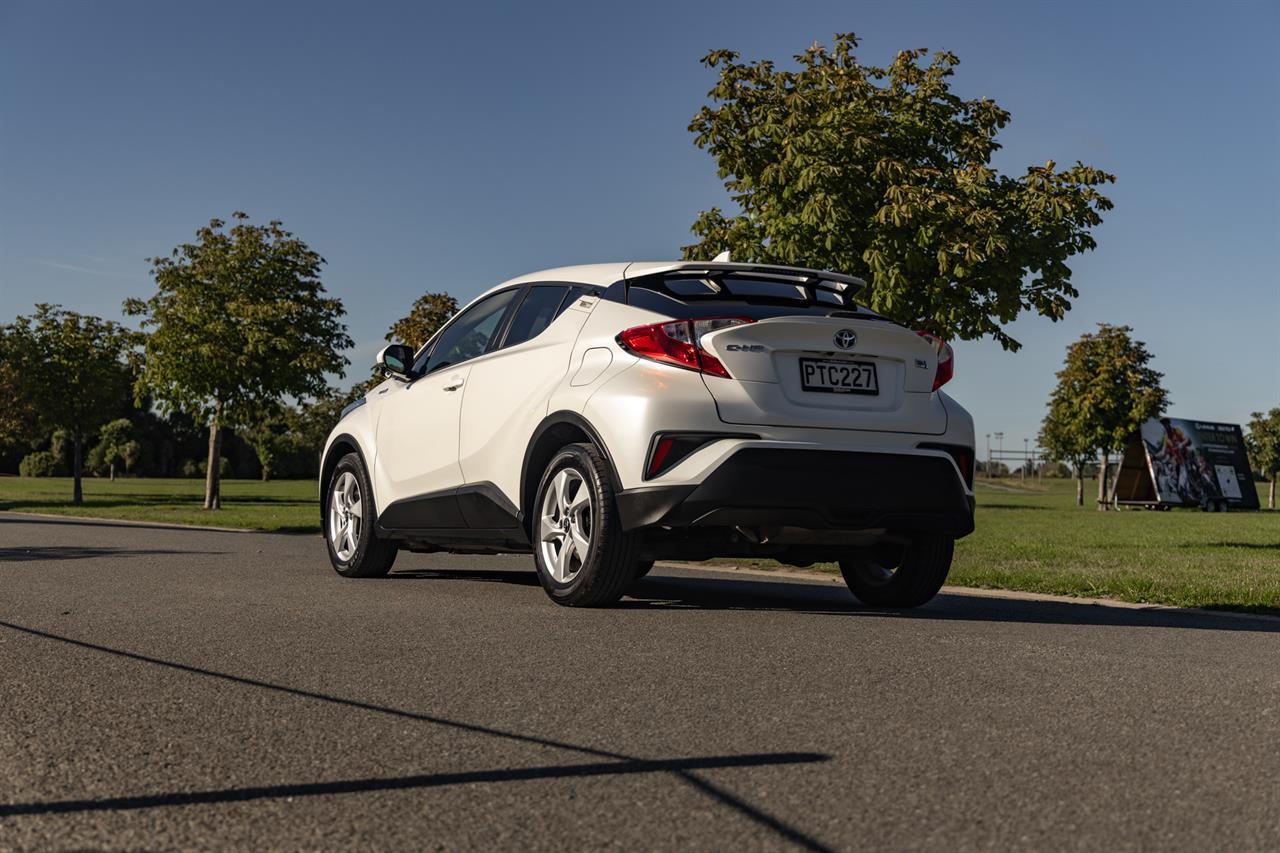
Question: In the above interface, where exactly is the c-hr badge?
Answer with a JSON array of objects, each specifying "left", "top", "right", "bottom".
[{"left": 833, "top": 329, "right": 857, "bottom": 350}]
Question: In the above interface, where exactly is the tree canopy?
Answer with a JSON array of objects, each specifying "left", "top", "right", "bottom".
[
  {"left": 126, "top": 212, "right": 352, "bottom": 508},
  {"left": 1039, "top": 324, "right": 1168, "bottom": 505},
  {"left": 682, "top": 33, "right": 1115, "bottom": 350},
  {"left": 387, "top": 292, "right": 457, "bottom": 350},
  {"left": 1, "top": 304, "right": 138, "bottom": 503},
  {"left": 1245, "top": 407, "right": 1280, "bottom": 509}
]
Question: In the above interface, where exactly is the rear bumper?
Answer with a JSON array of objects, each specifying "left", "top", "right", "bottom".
[{"left": 615, "top": 448, "right": 975, "bottom": 538}]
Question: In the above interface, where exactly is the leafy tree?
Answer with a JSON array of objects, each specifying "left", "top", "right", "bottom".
[
  {"left": 1039, "top": 324, "right": 1168, "bottom": 506},
  {"left": 387, "top": 292, "right": 457, "bottom": 350},
  {"left": 2, "top": 305, "right": 138, "bottom": 503},
  {"left": 0, "top": 328, "right": 40, "bottom": 449},
  {"left": 19, "top": 451, "right": 64, "bottom": 478},
  {"left": 91, "top": 418, "right": 134, "bottom": 481},
  {"left": 1245, "top": 408, "right": 1280, "bottom": 509},
  {"left": 126, "top": 213, "right": 353, "bottom": 509},
  {"left": 682, "top": 34, "right": 1115, "bottom": 350}
]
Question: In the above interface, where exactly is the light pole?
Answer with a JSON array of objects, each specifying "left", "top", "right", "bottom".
[
  {"left": 1023, "top": 438, "right": 1028, "bottom": 482},
  {"left": 985, "top": 434, "right": 991, "bottom": 479},
  {"left": 994, "top": 432, "right": 1004, "bottom": 477}
]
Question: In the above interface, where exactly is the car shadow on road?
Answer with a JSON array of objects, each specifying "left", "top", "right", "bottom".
[
  {"left": 0, "top": 617, "right": 835, "bottom": 851},
  {"left": 623, "top": 573, "right": 1280, "bottom": 632},
  {"left": 389, "top": 563, "right": 1280, "bottom": 633}
]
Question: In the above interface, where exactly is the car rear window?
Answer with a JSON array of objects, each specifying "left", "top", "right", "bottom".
[{"left": 625, "top": 273, "right": 883, "bottom": 322}]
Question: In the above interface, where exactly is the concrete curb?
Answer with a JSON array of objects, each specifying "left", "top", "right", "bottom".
[
  {"left": 654, "top": 560, "right": 1280, "bottom": 623},
  {"left": 0, "top": 509, "right": 316, "bottom": 535},
  {"left": 4, "top": 511, "right": 1274, "bottom": 623}
]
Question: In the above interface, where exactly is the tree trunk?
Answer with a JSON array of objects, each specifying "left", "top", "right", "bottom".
[
  {"left": 204, "top": 402, "right": 223, "bottom": 510},
  {"left": 1076, "top": 468, "right": 1085, "bottom": 507},
  {"left": 1270, "top": 476, "right": 1276, "bottom": 510},
  {"left": 1097, "top": 453, "right": 1110, "bottom": 510},
  {"left": 72, "top": 437, "right": 83, "bottom": 505},
  {"left": 109, "top": 461, "right": 116, "bottom": 482}
]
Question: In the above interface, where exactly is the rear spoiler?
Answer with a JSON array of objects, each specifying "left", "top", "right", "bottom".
[{"left": 621, "top": 261, "right": 866, "bottom": 298}]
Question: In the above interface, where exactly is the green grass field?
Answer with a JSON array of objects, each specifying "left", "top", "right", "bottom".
[
  {"left": 2, "top": 475, "right": 1276, "bottom": 613},
  {"left": 0, "top": 476, "right": 318, "bottom": 533}
]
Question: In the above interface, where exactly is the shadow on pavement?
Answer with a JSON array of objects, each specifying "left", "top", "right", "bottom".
[
  {"left": 388, "top": 562, "right": 1280, "bottom": 632},
  {"left": 0, "top": 619, "right": 834, "bottom": 851},
  {"left": 0, "top": 545, "right": 226, "bottom": 562},
  {"left": 626, "top": 574, "right": 1280, "bottom": 632}
]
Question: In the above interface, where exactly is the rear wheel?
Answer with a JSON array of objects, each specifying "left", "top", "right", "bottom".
[
  {"left": 533, "top": 443, "right": 640, "bottom": 607},
  {"left": 325, "top": 452, "right": 397, "bottom": 578},
  {"left": 838, "top": 535, "right": 953, "bottom": 608}
]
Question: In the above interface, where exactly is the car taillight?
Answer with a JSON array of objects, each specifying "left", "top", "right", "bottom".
[
  {"left": 915, "top": 331, "right": 954, "bottom": 391},
  {"left": 617, "top": 317, "right": 754, "bottom": 378}
]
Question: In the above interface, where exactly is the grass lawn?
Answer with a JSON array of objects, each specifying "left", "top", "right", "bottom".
[
  {"left": 0, "top": 476, "right": 317, "bottom": 533},
  {"left": 2, "top": 475, "right": 1277, "bottom": 613}
]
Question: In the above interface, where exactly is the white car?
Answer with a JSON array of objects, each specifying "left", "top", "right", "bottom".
[{"left": 320, "top": 261, "right": 975, "bottom": 608}]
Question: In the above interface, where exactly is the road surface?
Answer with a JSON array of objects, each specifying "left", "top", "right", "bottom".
[{"left": 2, "top": 513, "right": 1278, "bottom": 850}]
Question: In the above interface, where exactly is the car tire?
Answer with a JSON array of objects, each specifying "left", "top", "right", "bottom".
[
  {"left": 532, "top": 443, "right": 641, "bottom": 607},
  {"left": 634, "top": 560, "right": 655, "bottom": 580},
  {"left": 838, "top": 535, "right": 954, "bottom": 609},
  {"left": 325, "top": 452, "right": 397, "bottom": 578}
]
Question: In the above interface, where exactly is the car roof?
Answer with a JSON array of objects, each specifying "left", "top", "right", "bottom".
[{"left": 481, "top": 261, "right": 866, "bottom": 299}]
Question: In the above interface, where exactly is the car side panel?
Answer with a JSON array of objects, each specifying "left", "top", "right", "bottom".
[{"left": 457, "top": 301, "right": 594, "bottom": 509}]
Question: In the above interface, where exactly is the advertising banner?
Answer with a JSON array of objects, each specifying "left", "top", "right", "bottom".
[{"left": 1140, "top": 418, "right": 1260, "bottom": 509}]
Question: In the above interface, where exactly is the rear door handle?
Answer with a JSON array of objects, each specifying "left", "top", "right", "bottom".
[{"left": 442, "top": 376, "right": 465, "bottom": 391}]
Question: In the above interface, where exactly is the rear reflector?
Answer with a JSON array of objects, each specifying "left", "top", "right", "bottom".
[
  {"left": 644, "top": 431, "right": 760, "bottom": 480},
  {"left": 915, "top": 331, "right": 954, "bottom": 391},
  {"left": 919, "top": 443, "right": 974, "bottom": 489},
  {"left": 618, "top": 317, "right": 754, "bottom": 378}
]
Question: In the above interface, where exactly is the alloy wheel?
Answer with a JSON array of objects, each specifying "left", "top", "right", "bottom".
[
  {"left": 329, "top": 470, "right": 362, "bottom": 561},
  {"left": 539, "top": 468, "right": 593, "bottom": 583}
]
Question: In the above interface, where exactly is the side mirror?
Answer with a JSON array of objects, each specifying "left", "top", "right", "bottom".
[{"left": 376, "top": 344, "right": 414, "bottom": 378}]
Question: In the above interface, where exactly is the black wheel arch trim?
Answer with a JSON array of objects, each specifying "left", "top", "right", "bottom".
[
  {"left": 520, "top": 411, "right": 623, "bottom": 526},
  {"left": 320, "top": 433, "right": 373, "bottom": 527}
]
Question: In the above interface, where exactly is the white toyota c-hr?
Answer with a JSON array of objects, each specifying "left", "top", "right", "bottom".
[{"left": 321, "top": 261, "right": 975, "bottom": 608}]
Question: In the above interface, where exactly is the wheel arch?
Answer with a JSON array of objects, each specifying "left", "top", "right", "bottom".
[
  {"left": 320, "top": 433, "right": 370, "bottom": 527},
  {"left": 520, "top": 412, "right": 621, "bottom": 539}
]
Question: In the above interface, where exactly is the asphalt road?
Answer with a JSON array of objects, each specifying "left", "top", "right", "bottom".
[{"left": 2, "top": 513, "right": 1278, "bottom": 851}]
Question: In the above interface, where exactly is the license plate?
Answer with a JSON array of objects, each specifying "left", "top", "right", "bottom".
[{"left": 799, "top": 358, "right": 879, "bottom": 395}]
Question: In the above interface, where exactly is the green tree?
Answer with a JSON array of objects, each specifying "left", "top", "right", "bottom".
[
  {"left": 1, "top": 305, "right": 138, "bottom": 503},
  {"left": 126, "top": 213, "right": 353, "bottom": 509},
  {"left": 1039, "top": 324, "right": 1168, "bottom": 507},
  {"left": 1245, "top": 408, "right": 1280, "bottom": 509},
  {"left": 387, "top": 292, "right": 457, "bottom": 350},
  {"left": 683, "top": 34, "right": 1115, "bottom": 350},
  {"left": 0, "top": 329, "right": 40, "bottom": 449},
  {"left": 242, "top": 404, "right": 303, "bottom": 481},
  {"left": 92, "top": 418, "right": 134, "bottom": 480}
]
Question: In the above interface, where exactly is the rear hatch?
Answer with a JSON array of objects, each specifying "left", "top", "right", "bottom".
[{"left": 624, "top": 266, "right": 947, "bottom": 434}]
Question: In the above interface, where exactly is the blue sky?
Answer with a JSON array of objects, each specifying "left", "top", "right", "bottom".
[{"left": 2, "top": 0, "right": 1277, "bottom": 452}]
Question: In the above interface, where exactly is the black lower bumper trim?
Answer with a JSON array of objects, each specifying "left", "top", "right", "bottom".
[{"left": 615, "top": 448, "right": 975, "bottom": 538}]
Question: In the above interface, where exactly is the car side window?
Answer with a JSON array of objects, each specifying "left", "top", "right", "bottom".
[
  {"left": 422, "top": 289, "right": 518, "bottom": 375},
  {"left": 500, "top": 285, "right": 570, "bottom": 349}
]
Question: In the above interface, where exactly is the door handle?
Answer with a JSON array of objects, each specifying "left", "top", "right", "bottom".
[{"left": 442, "top": 376, "right": 465, "bottom": 391}]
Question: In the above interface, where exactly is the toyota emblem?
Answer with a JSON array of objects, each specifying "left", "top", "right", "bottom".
[{"left": 833, "top": 329, "right": 857, "bottom": 350}]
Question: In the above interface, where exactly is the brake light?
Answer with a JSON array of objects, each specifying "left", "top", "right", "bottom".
[
  {"left": 617, "top": 317, "right": 754, "bottom": 378},
  {"left": 915, "top": 331, "right": 954, "bottom": 391}
]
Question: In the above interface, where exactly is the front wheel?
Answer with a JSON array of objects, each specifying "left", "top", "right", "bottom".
[
  {"left": 532, "top": 443, "right": 641, "bottom": 607},
  {"left": 838, "top": 535, "right": 954, "bottom": 609},
  {"left": 325, "top": 452, "right": 397, "bottom": 578}
]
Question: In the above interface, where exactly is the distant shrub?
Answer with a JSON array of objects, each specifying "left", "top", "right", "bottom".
[
  {"left": 183, "top": 457, "right": 232, "bottom": 478},
  {"left": 19, "top": 451, "right": 64, "bottom": 477}
]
